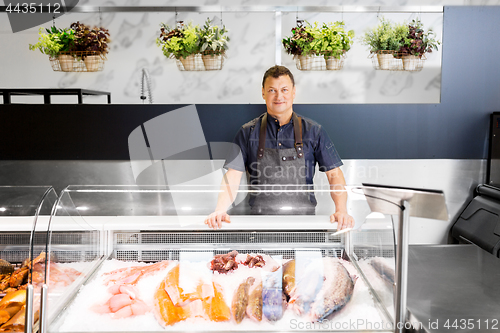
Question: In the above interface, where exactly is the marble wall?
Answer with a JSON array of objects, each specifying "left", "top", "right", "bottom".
[{"left": 0, "top": 2, "right": 444, "bottom": 104}]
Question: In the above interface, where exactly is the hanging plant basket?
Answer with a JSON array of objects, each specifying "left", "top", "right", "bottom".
[
  {"left": 49, "top": 51, "right": 106, "bottom": 72},
  {"left": 294, "top": 51, "right": 346, "bottom": 71},
  {"left": 174, "top": 53, "right": 226, "bottom": 71},
  {"left": 202, "top": 53, "right": 224, "bottom": 70},
  {"left": 401, "top": 54, "right": 426, "bottom": 72},
  {"left": 325, "top": 53, "right": 347, "bottom": 71},
  {"left": 294, "top": 53, "right": 346, "bottom": 71},
  {"left": 157, "top": 19, "right": 229, "bottom": 72},
  {"left": 370, "top": 50, "right": 426, "bottom": 72}
]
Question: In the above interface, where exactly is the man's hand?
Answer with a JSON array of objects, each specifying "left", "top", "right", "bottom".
[
  {"left": 330, "top": 211, "right": 354, "bottom": 231},
  {"left": 204, "top": 211, "right": 231, "bottom": 230}
]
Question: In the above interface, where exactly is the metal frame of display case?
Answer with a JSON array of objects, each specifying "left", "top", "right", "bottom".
[
  {"left": 360, "top": 183, "right": 448, "bottom": 333},
  {"left": 0, "top": 185, "right": 58, "bottom": 333}
]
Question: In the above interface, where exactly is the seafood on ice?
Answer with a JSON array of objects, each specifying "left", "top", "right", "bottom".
[
  {"left": 93, "top": 260, "right": 172, "bottom": 319},
  {"left": 102, "top": 260, "right": 171, "bottom": 285},
  {"left": 0, "top": 252, "right": 82, "bottom": 294},
  {"left": 262, "top": 288, "right": 286, "bottom": 321},
  {"left": 79, "top": 252, "right": 359, "bottom": 328},
  {"left": 369, "top": 257, "right": 395, "bottom": 284},
  {"left": 154, "top": 263, "right": 230, "bottom": 326},
  {"left": 209, "top": 251, "right": 280, "bottom": 274},
  {"left": 0, "top": 253, "right": 81, "bottom": 332},
  {"left": 92, "top": 284, "right": 149, "bottom": 318},
  {"left": 210, "top": 251, "right": 239, "bottom": 274},
  {"left": 246, "top": 278, "right": 263, "bottom": 322},
  {"left": 283, "top": 257, "right": 356, "bottom": 322}
]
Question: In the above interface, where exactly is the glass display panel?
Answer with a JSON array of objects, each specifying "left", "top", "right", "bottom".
[
  {"left": 41, "top": 184, "right": 404, "bottom": 333},
  {"left": 350, "top": 213, "right": 396, "bottom": 325},
  {"left": 0, "top": 186, "right": 57, "bottom": 333},
  {"left": 42, "top": 189, "right": 105, "bottom": 330}
]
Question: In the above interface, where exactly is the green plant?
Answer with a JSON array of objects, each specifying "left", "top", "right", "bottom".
[
  {"left": 197, "top": 18, "right": 229, "bottom": 56},
  {"left": 399, "top": 19, "right": 440, "bottom": 57},
  {"left": 283, "top": 21, "right": 354, "bottom": 59},
  {"left": 282, "top": 21, "right": 314, "bottom": 56},
  {"left": 70, "top": 21, "right": 111, "bottom": 55},
  {"left": 29, "top": 26, "right": 75, "bottom": 58},
  {"left": 156, "top": 22, "right": 200, "bottom": 59},
  {"left": 361, "top": 17, "right": 409, "bottom": 53},
  {"left": 316, "top": 21, "right": 355, "bottom": 59}
]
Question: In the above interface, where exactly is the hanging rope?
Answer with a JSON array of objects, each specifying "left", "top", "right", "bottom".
[
  {"left": 220, "top": 6, "right": 224, "bottom": 28},
  {"left": 296, "top": 6, "right": 303, "bottom": 26}
]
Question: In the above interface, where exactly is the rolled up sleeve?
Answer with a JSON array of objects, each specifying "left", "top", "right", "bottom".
[
  {"left": 223, "top": 128, "right": 247, "bottom": 172},
  {"left": 314, "top": 126, "right": 343, "bottom": 172}
]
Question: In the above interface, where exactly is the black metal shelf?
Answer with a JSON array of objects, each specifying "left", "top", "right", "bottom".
[{"left": 0, "top": 88, "right": 111, "bottom": 104}]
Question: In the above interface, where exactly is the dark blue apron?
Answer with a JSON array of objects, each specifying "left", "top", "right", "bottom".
[{"left": 251, "top": 112, "right": 315, "bottom": 215}]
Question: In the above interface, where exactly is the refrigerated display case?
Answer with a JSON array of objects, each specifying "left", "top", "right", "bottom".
[
  {"left": 0, "top": 186, "right": 58, "bottom": 333},
  {"left": 37, "top": 184, "right": 446, "bottom": 333}
]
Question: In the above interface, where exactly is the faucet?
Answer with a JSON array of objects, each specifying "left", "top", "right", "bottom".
[{"left": 140, "top": 68, "right": 153, "bottom": 104}]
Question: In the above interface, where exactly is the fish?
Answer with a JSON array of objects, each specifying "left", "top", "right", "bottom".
[
  {"left": 370, "top": 257, "right": 395, "bottom": 284},
  {"left": 0, "top": 260, "right": 14, "bottom": 275},
  {"left": 282, "top": 259, "right": 295, "bottom": 297},
  {"left": 231, "top": 277, "right": 254, "bottom": 324},
  {"left": 309, "top": 257, "right": 356, "bottom": 322},
  {"left": 262, "top": 289, "right": 286, "bottom": 321},
  {"left": 262, "top": 263, "right": 286, "bottom": 321},
  {"left": 154, "top": 265, "right": 191, "bottom": 327},
  {"left": 200, "top": 282, "right": 231, "bottom": 322},
  {"left": 286, "top": 258, "right": 324, "bottom": 316},
  {"left": 0, "top": 290, "right": 26, "bottom": 310},
  {"left": 103, "top": 260, "right": 171, "bottom": 285},
  {"left": 246, "top": 279, "right": 262, "bottom": 322},
  {"left": 0, "top": 310, "right": 9, "bottom": 325},
  {"left": 8, "top": 268, "right": 28, "bottom": 288},
  {"left": 154, "top": 264, "right": 231, "bottom": 326},
  {"left": 0, "top": 304, "right": 25, "bottom": 332},
  {"left": 0, "top": 275, "right": 10, "bottom": 292}
]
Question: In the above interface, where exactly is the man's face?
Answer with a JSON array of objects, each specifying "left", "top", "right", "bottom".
[{"left": 262, "top": 75, "right": 296, "bottom": 118}]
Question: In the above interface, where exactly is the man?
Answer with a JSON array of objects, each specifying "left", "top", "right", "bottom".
[{"left": 205, "top": 65, "right": 354, "bottom": 230}]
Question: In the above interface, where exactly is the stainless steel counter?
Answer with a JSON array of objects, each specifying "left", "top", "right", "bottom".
[{"left": 407, "top": 244, "right": 500, "bottom": 333}]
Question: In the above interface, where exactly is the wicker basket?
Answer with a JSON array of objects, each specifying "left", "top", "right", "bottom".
[
  {"left": 294, "top": 53, "right": 346, "bottom": 71},
  {"left": 370, "top": 50, "right": 426, "bottom": 72},
  {"left": 202, "top": 54, "right": 224, "bottom": 70},
  {"left": 325, "top": 54, "right": 346, "bottom": 71},
  {"left": 402, "top": 54, "right": 426, "bottom": 72},
  {"left": 49, "top": 51, "right": 106, "bottom": 72},
  {"left": 174, "top": 53, "right": 225, "bottom": 71}
]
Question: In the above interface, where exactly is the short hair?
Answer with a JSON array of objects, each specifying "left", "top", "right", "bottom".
[{"left": 262, "top": 65, "right": 295, "bottom": 87}]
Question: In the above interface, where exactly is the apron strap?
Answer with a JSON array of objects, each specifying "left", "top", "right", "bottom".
[
  {"left": 257, "top": 112, "right": 303, "bottom": 159},
  {"left": 257, "top": 113, "right": 267, "bottom": 159},
  {"left": 292, "top": 113, "right": 304, "bottom": 158}
]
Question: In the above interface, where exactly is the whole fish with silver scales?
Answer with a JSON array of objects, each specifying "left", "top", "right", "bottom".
[{"left": 283, "top": 257, "right": 356, "bottom": 322}]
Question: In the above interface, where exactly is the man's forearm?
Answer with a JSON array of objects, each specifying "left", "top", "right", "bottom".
[
  {"left": 331, "top": 189, "right": 348, "bottom": 213},
  {"left": 325, "top": 167, "right": 348, "bottom": 212},
  {"left": 215, "top": 169, "right": 243, "bottom": 211}
]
